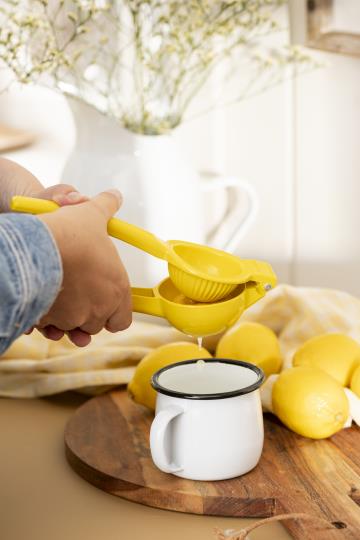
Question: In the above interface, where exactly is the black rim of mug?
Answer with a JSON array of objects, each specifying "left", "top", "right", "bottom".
[{"left": 151, "top": 358, "right": 265, "bottom": 400}]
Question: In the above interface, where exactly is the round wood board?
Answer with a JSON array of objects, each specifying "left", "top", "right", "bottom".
[{"left": 65, "top": 389, "right": 360, "bottom": 539}]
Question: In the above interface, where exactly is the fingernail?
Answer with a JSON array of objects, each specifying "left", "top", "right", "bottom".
[
  {"left": 106, "top": 189, "right": 122, "bottom": 204},
  {"left": 66, "top": 191, "right": 83, "bottom": 202}
]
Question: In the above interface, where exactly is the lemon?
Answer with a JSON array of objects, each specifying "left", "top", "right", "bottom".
[
  {"left": 350, "top": 364, "right": 360, "bottom": 397},
  {"left": 293, "top": 333, "right": 360, "bottom": 386},
  {"left": 216, "top": 321, "right": 282, "bottom": 377},
  {"left": 128, "top": 342, "right": 212, "bottom": 410},
  {"left": 272, "top": 366, "right": 349, "bottom": 439}
]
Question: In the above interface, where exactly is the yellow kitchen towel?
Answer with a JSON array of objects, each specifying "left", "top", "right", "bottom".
[
  {"left": 0, "top": 320, "right": 197, "bottom": 398},
  {"left": 1, "top": 284, "right": 360, "bottom": 397},
  {"left": 241, "top": 284, "right": 360, "bottom": 368}
]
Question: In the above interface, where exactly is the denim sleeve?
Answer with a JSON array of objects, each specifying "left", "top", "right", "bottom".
[{"left": 0, "top": 213, "right": 63, "bottom": 354}]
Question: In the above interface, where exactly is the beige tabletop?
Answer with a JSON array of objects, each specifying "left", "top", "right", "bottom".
[{"left": 0, "top": 393, "right": 291, "bottom": 540}]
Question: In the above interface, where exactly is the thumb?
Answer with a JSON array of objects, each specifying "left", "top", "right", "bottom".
[{"left": 90, "top": 189, "right": 123, "bottom": 219}]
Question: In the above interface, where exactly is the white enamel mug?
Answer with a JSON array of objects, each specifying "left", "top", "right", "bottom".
[{"left": 150, "top": 359, "right": 265, "bottom": 481}]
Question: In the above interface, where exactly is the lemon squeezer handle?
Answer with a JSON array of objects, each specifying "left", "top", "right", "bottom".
[
  {"left": 10, "top": 196, "right": 170, "bottom": 261},
  {"left": 108, "top": 220, "right": 169, "bottom": 261},
  {"left": 131, "top": 287, "right": 164, "bottom": 318}
]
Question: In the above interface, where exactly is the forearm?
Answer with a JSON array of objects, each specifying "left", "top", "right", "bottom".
[
  {"left": 0, "top": 158, "right": 43, "bottom": 212},
  {"left": 0, "top": 213, "right": 63, "bottom": 354}
]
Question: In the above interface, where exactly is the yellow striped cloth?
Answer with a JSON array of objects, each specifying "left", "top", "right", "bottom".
[
  {"left": 1, "top": 284, "right": 360, "bottom": 397},
  {"left": 241, "top": 284, "right": 360, "bottom": 369}
]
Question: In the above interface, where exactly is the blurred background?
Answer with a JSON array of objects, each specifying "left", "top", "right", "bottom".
[{"left": 1, "top": 0, "right": 360, "bottom": 294}]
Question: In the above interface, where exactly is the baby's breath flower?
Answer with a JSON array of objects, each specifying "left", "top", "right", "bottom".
[
  {"left": 67, "top": 12, "right": 78, "bottom": 23},
  {"left": 0, "top": 0, "right": 315, "bottom": 134}
]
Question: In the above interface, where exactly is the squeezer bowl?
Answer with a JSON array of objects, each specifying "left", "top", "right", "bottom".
[
  {"left": 156, "top": 279, "right": 246, "bottom": 336},
  {"left": 168, "top": 242, "right": 246, "bottom": 303},
  {"left": 168, "top": 264, "right": 237, "bottom": 303}
]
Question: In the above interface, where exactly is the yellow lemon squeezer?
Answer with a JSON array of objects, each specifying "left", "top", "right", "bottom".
[{"left": 11, "top": 196, "right": 277, "bottom": 336}]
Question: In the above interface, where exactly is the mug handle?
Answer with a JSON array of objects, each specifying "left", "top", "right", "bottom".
[
  {"left": 199, "top": 171, "right": 259, "bottom": 253},
  {"left": 150, "top": 405, "right": 184, "bottom": 473}
]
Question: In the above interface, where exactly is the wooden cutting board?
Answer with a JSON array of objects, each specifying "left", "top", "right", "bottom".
[{"left": 65, "top": 389, "right": 360, "bottom": 539}]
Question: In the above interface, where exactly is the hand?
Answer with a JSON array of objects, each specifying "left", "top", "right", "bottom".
[
  {"left": 0, "top": 157, "right": 93, "bottom": 343},
  {"left": 33, "top": 188, "right": 98, "bottom": 345},
  {"left": 36, "top": 190, "right": 132, "bottom": 346}
]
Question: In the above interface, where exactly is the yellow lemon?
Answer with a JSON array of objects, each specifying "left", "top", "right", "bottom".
[
  {"left": 350, "top": 364, "right": 360, "bottom": 397},
  {"left": 272, "top": 366, "right": 349, "bottom": 439},
  {"left": 216, "top": 321, "right": 282, "bottom": 377},
  {"left": 293, "top": 333, "right": 360, "bottom": 386},
  {"left": 128, "top": 342, "right": 212, "bottom": 410}
]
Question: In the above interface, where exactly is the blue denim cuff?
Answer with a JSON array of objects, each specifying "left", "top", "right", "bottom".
[{"left": 0, "top": 213, "right": 63, "bottom": 352}]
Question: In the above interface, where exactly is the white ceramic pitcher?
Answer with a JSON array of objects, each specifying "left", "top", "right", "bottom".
[{"left": 62, "top": 99, "right": 258, "bottom": 285}]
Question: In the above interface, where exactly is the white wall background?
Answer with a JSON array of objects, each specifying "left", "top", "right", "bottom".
[
  {"left": 294, "top": 51, "right": 360, "bottom": 295},
  {"left": 1, "top": 2, "right": 360, "bottom": 295}
]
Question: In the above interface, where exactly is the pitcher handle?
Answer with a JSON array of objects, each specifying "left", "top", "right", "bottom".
[{"left": 199, "top": 172, "right": 258, "bottom": 253}]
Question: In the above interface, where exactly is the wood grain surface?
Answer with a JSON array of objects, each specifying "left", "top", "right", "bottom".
[{"left": 65, "top": 389, "right": 360, "bottom": 539}]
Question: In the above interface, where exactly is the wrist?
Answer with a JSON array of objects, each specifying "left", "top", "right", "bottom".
[
  {"left": 38, "top": 213, "right": 65, "bottom": 262},
  {"left": 38, "top": 211, "right": 79, "bottom": 281}
]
